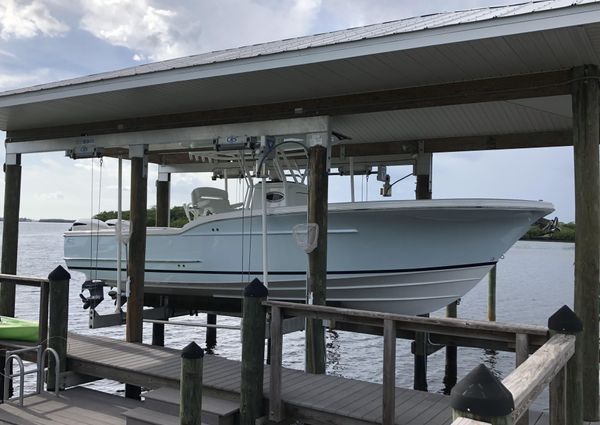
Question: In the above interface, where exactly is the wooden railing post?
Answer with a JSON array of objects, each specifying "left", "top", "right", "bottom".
[
  {"left": 38, "top": 279, "right": 49, "bottom": 351},
  {"left": 548, "top": 305, "right": 583, "bottom": 425},
  {"left": 514, "top": 333, "right": 529, "bottom": 425},
  {"left": 180, "top": 341, "right": 204, "bottom": 425},
  {"left": 383, "top": 319, "right": 396, "bottom": 425},
  {"left": 444, "top": 300, "right": 458, "bottom": 394},
  {"left": 47, "top": 265, "right": 70, "bottom": 391},
  {"left": 451, "top": 364, "right": 514, "bottom": 425},
  {"left": 240, "top": 279, "right": 268, "bottom": 425},
  {"left": 269, "top": 306, "right": 283, "bottom": 422}
]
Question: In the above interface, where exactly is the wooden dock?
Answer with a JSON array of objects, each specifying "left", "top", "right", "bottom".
[{"left": 0, "top": 333, "right": 598, "bottom": 424}]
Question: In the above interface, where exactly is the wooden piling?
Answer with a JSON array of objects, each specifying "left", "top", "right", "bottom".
[
  {"left": 382, "top": 319, "right": 396, "bottom": 425},
  {"left": 0, "top": 155, "right": 22, "bottom": 319},
  {"left": 548, "top": 305, "right": 583, "bottom": 425},
  {"left": 206, "top": 313, "right": 217, "bottom": 349},
  {"left": 413, "top": 314, "right": 428, "bottom": 391},
  {"left": 180, "top": 341, "right": 204, "bottom": 425},
  {"left": 514, "top": 333, "right": 529, "bottom": 425},
  {"left": 444, "top": 301, "right": 458, "bottom": 393},
  {"left": 0, "top": 153, "right": 20, "bottom": 401},
  {"left": 126, "top": 148, "right": 148, "bottom": 399},
  {"left": 240, "top": 279, "right": 268, "bottom": 425},
  {"left": 451, "top": 364, "right": 514, "bottom": 425},
  {"left": 47, "top": 265, "right": 70, "bottom": 391},
  {"left": 153, "top": 176, "right": 170, "bottom": 348},
  {"left": 488, "top": 265, "right": 497, "bottom": 322},
  {"left": 572, "top": 64, "right": 600, "bottom": 422},
  {"left": 306, "top": 144, "right": 328, "bottom": 375},
  {"left": 413, "top": 166, "right": 430, "bottom": 391}
]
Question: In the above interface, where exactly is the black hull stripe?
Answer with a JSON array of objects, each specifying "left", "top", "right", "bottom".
[{"left": 68, "top": 261, "right": 496, "bottom": 276}]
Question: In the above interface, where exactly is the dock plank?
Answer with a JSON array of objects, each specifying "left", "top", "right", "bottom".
[{"left": 0, "top": 386, "right": 142, "bottom": 425}]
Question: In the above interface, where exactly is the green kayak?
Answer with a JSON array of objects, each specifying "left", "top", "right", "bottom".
[{"left": 0, "top": 316, "right": 38, "bottom": 342}]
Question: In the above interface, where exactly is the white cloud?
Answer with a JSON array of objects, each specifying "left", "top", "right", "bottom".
[
  {"left": 0, "top": 0, "right": 69, "bottom": 40},
  {"left": 77, "top": 0, "right": 322, "bottom": 61}
]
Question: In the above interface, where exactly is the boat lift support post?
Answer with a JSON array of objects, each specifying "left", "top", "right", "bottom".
[
  {"left": 126, "top": 144, "right": 148, "bottom": 400},
  {"left": 0, "top": 152, "right": 21, "bottom": 400},
  {"left": 305, "top": 129, "right": 330, "bottom": 375},
  {"left": 413, "top": 148, "right": 432, "bottom": 392},
  {"left": 571, "top": 64, "right": 600, "bottom": 422},
  {"left": 153, "top": 170, "right": 170, "bottom": 348}
]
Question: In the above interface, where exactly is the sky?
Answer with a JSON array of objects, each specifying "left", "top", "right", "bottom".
[{"left": 0, "top": 0, "right": 575, "bottom": 221}]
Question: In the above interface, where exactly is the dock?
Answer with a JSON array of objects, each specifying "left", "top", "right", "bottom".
[{"left": 0, "top": 332, "right": 594, "bottom": 425}]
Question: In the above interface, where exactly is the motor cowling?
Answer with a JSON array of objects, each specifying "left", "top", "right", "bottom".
[{"left": 80, "top": 280, "right": 105, "bottom": 310}]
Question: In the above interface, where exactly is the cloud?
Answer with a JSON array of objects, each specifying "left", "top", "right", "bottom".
[
  {"left": 0, "top": 0, "right": 69, "bottom": 40},
  {"left": 77, "top": 0, "right": 322, "bottom": 61}
]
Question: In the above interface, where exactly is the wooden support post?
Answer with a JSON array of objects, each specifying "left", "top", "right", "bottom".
[
  {"left": 153, "top": 175, "right": 170, "bottom": 348},
  {"left": 0, "top": 154, "right": 22, "bottom": 317},
  {"left": 180, "top": 341, "right": 204, "bottom": 425},
  {"left": 548, "top": 305, "right": 583, "bottom": 425},
  {"left": 306, "top": 144, "right": 328, "bottom": 375},
  {"left": 0, "top": 154, "right": 21, "bottom": 401},
  {"left": 572, "top": 64, "right": 600, "bottom": 422},
  {"left": 383, "top": 319, "right": 396, "bottom": 425},
  {"left": 38, "top": 280, "right": 49, "bottom": 350},
  {"left": 488, "top": 265, "right": 497, "bottom": 322},
  {"left": 451, "top": 364, "right": 514, "bottom": 425},
  {"left": 269, "top": 306, "right": 284, "bottom": 422},
  {"left": 240, "top": 279, "right": 268, "bottom": 425},
  {"left": 444, "top": 301, "right": 458, "bottom": 394},
  {"left": 47, "top": 266, "right": 70, "bottom": 391},
  {"left": 413, "top": 313, "right": 428, "bottom": 391},
  {"left": 514, "top": 333, "right": 529, "bottom": 425},
  {"left": 206, "top": 314, "right": 217, "bottom": 350},
  {"left": 413, "top": 151, "right": 431, "bottom": 391},
  {"left": 126, "top": 146, "right": 148, "bottom": 400}
]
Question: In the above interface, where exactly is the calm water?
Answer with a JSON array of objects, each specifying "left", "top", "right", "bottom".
[{"left": 7, "top": 222, "right": 575, "bottom": 408}]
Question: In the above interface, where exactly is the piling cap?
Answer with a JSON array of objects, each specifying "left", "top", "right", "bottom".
[
  {"left": 244, "top": 278, "right": 268, "bottom": 298},
  {"left": 450, "top": 364, "right": 514, "bottom": 417},
  {"left": 181, "top": 341, "right": 204, "bottom": 359},
  {"left": 48, "top": 265, "right": 71, "bottom": 281},
  {"left": 548, "top": 305, "right": 583, "bottom": 334}
]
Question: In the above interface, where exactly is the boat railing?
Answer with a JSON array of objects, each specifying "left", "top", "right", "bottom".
[
  {"left": 0, "top": 273, "right": 49, "bottom": 350},
  {"left": 264, "top": 300, "right": 578, "bottom": 425}
]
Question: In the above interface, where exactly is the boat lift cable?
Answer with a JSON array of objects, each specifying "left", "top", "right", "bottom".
[{"left": 89, "top": 158, "right": 94, "bottom": 278}]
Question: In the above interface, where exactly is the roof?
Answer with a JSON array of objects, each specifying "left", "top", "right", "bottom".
[
  {"left": 1, "top": 0, "right": 596, "bottom": 99},
  {"left": 1, "top": 0, "right": 599, "bottom": 157}
]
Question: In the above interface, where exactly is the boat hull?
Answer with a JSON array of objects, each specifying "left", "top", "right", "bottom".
[{"left": 64, "top": 199, "right": 553, "bottom": 315}]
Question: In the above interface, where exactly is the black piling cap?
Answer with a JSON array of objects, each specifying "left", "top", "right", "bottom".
[
  {"left": 548, "top": 305, "right": 583, "bottom": 334},
  {"left": 244, "top": 278, "right": 268, "bottom": 298},
  {"left": 181, "top": 341, "right": 204, "bottom": 359},
  {"left": 450, "top": 364, "right": 514, "bottom": 417},
  {"left": 48, "top": 265, "right": 71, "bottom": 281}
]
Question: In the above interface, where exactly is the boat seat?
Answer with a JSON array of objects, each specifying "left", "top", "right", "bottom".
[{"left": 185, "top": 187, "right": 234, "bottom": 220}]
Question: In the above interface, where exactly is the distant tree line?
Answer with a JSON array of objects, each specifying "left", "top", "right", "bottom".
[
  {"left": 95, "top": 206, "right": 189, "bottom": 228},
  {"left": 521, "top": 221, "right": 575, "bottom": 242}
]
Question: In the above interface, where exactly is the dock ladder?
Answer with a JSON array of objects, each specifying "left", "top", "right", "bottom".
[{"left": 3, "top": 345, "right": 60, "bottom": 406}]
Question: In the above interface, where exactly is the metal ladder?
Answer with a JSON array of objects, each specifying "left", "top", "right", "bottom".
[{"left": 3, "top": 345, "right": 60, "bottom": 406}]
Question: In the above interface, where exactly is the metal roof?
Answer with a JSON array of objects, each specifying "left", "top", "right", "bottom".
[
  {"left": 1, "top": 0, "right": 596, "bottom": 99},
  {"left": 0, "top": 0, "right": 598, "bottom": 96},
  {"left": 0, "top": 0, "right": 598, "bottom": 155}
]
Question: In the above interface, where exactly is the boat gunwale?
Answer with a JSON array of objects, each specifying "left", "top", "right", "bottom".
[{"left": 63, "top": 198, "right": 555, "bottom": 237}]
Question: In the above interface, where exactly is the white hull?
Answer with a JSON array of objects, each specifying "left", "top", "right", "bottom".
[{"left": 64, "top": 199, "right": 553, "bottom": 315}]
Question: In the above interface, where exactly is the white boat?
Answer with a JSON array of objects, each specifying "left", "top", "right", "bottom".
[{"left": 64, "top": 180, "right": 553, "bottom": 315}]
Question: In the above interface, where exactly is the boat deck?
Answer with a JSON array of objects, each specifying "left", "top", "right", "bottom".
[{"left": 0, "top": 333, "right": 597, "bottom": 425}]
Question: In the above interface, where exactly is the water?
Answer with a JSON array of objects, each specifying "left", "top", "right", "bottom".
[{"left": 7, "top": 222, "right": 575, "bottom": 408}]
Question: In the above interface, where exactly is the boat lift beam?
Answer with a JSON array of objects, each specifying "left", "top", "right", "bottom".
[{"left": 4, "top": 116, "right": 331, "bottom": 155}]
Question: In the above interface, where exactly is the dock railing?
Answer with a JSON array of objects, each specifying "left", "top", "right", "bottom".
[
  {"left": 0, "top": 273, "right": 50, "bottom": 350},
  {"left": 264, "top": 300, "right": 580, "bottom": 425}
]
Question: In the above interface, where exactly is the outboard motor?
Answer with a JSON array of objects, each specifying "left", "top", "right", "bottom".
[{"left": 80, "top": 280, "right": 105, "bottom": 310}]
